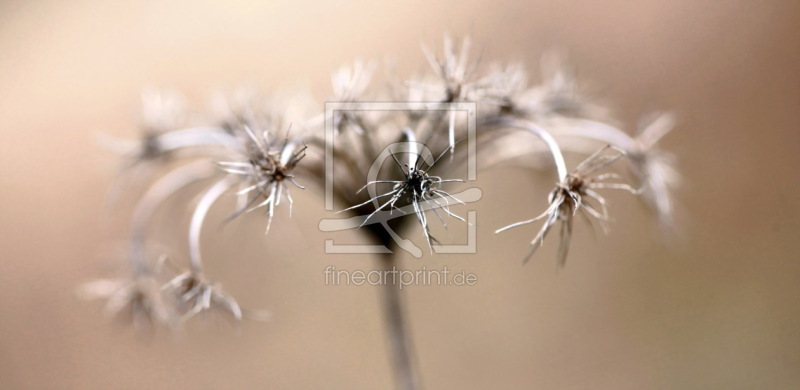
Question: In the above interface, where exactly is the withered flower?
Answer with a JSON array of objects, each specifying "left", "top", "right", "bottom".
[
  {"left": 218, "top": 125, "right": 307, "bottom": 233},
  {"left": 497, "top": 145, "right": 639, "bottom": 266}
]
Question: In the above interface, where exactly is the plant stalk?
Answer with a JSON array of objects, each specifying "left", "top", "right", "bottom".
[{"left": 379, "top": 251, "right": 421, "bottom": 390}]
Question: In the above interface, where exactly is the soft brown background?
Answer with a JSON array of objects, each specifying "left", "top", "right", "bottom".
[{"left": 2, "top": 0, "right": 799, "bottom": 389}]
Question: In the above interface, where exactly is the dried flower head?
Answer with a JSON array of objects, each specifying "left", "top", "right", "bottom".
[
  {"left": 80, "top": 275, "right": 171, "bottom": 331},
  {"left": 419, "top": 36, "right": 476, "bottom": 102},
  {"left": 332, "top": 60, "right": 375, "bottom": 103},
  {"left": 340, "top": 130, "right": 465, "bottom": 251},
  {"left": 122, "top": 88, "right": 192, "bottom": 165},
  {"left": 162, "top": 270, "right": 243, "bottom": 324},
  {"left": 496, "top": 145, "right": 639, "bottom": 266},
  {"left": 470, "top": 63, "right": 529, "bottom": 115},
  {"left": 629, "top": 113, "right": 680, "bottom": 230},
  {"left": 219, "top": 125, "right": 307, "bottom": 232}
]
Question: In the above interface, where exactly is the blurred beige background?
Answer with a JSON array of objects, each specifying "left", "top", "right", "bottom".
[{"left": 2, "top": 0, "right": 799, "bottom": 389}]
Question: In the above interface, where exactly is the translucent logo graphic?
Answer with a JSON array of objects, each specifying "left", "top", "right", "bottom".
[{"left": 319, "top": 102, "right": 479, "bottom": 257}]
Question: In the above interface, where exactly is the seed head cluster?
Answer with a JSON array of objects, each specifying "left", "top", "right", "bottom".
[{"left": 84, "top": 36, "right": 679, "bottom": 331}]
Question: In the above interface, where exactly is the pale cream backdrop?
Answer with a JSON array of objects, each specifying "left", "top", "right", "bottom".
[{"left": 1, "top": 1, "right": 799, "bottom": 389}]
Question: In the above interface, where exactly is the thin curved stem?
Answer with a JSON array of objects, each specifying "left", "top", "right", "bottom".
[
  {"left": 188, "top": 177, "right": 236, "bottom": 273},
  {"left": 486, "top": 117, "right": 568, "bottom": 179},
  {"left": 128, "top": 161, "right": 216, "bottom": 275},
  {"left": 157, "top": 127, "right": 239, "bottom": 152},
  {"left": 553, "top": 119, "right": 637, "bottom": 151}
]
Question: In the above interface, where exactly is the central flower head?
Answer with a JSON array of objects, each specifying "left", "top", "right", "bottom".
[{"left": 401, "top": 168, "right": 433, "bottom": 197}]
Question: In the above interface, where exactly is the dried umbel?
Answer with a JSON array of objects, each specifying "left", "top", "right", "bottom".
[{"left": 84, "top": 37, "right": 679, "bottom": 389}]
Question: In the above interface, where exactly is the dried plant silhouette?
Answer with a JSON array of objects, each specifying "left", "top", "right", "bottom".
[{"left": 83, "top": 37, "right": 678, "bottom": 390}]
